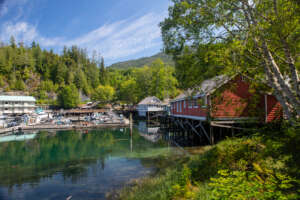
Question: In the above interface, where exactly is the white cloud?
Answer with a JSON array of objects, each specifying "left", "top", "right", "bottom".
[
  {"left": 0, "top": 22, "right": 62, "bottom": 46},
  {"left": 66, "top": 20, "right": 126, "bottom": 46},
  {"left": 73, "top": 12, "right": 165, "bottom": 60},
  {"left": 0, "top": 12, "right": 166, "bottom": 62}
]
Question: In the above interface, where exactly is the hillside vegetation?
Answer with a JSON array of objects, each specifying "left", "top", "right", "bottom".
[
  {"left": 108, "top": 52, "right": 174, "bottom": 69},
  {"left": 0, "top": 39, "right": 179, "bottom": 108}
]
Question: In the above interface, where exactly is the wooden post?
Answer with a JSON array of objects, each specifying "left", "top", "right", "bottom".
[
  {"left": 210, "top": 126, "right": 214, "bottom": 145},
  {"left": 146, "top": 111, "right": 148, "bottom": 124},
  {"left": 130, "top": 112, "right": 133, "bottom": 126},
  {"left": 130, "top": 121, "right": 133, "bottom": 152}
]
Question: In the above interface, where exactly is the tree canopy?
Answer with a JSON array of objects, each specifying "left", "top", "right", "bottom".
[
  {"left": 92, "top": 85, "right": 115, "bottom": 104},
  {"left": 160, "top": 0, "right": 300, "bottom": 120},
  {"left": 0, "top": 40, "right": 178, "bottom": 107},
  {"left": 113, "top": 59, "right": 179, "bottom": 104},
  {"left": 57, "top": 84, "right": 80, "bottom": 109}
]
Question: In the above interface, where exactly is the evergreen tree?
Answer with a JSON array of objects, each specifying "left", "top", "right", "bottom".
[
  {"left": 99, "top": 57, "right": 106, "bottom": 85},
  {"left": 9, "top": 36, "right": 16, "bottom": 49}
]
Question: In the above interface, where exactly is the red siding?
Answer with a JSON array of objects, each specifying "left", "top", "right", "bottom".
[
  {"left": 211, "top": 76, "right": 265, "bottom": 119},
  {"left": 266, "top": 95, "right": 282, "bottom": 122},
  {"left": 171, "top": 76, "right": 283, "bottom": 122}
]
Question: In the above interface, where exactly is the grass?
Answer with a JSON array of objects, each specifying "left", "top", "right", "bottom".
[{"left": 117, "top": 122, "right": 300, "bottom": 200}]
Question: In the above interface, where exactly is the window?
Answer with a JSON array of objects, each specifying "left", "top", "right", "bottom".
[
  {"left": 188, "top": 100, "right": 193, "bottom": 108},
  {"left": 5, "top": 102, "right": 8, "bottom": 104},
  {"left": 179, "top": 101, "right": 182, "bottom": 112},
  {"left": 193, "top": 99, "right": 199, "bottom": 108},
  {"left": 184, "top": 100, "right": 186, "bottom": 108},
  {"left": 201, "top": 96, "right": 208, "bottom": 108},
  {"left": 176, "top": 102, "right": 179, "bottom": 112}
]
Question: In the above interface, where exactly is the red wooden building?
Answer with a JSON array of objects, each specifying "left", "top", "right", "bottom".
[{"left": 170, "top": 75, "right": 282, "bottom": 123}]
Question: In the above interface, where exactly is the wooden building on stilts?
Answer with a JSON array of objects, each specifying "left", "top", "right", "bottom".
[
  {"left": 137, "top": 96, "right": 168, "bottom": 120},
  {"left": 167, "top": 75, "right": 283, "bottom": 145}
]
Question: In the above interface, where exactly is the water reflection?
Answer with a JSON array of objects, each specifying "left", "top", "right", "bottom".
[
  {"left": 0, "top": 133, "right": 37, "bottom": 143},
  {"left": 137, "top": 121, "right": 161, "bottom": 143},
  {"left": 0, "top": 127, "right": 174, "bottom": 200}
]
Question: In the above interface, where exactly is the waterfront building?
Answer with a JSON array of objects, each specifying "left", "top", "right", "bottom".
[
  {"left": 0, "top": 96, "right": 36, "bottom": 115},
  {"left": 170, "top": 75, "right": 282, "bottom": 123},
  {"left": 137, "top": 96, "right": 165, "bottom": 117}
]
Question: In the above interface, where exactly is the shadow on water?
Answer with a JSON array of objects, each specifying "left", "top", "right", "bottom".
[
  {"left": 0, "top": 126, "right": 183, "bottom": 200},
  {"left": 137, "top": 121, "right": 210, "bottom": 148}
]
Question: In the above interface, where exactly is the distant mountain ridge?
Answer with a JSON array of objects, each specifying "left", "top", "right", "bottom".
[{"left": 108, "top": 52, "right": 174, "bottom": 69}]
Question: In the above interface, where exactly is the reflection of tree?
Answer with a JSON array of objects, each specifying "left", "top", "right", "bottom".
[
  {"left": 100, "top": 156, "right": 105, "bottom": 170},
  {"left": 0, "top": 129, "right": 122, "bottom": 187},
  {"left": 0, "top": 127, "right": 168, "bottom": 189}
]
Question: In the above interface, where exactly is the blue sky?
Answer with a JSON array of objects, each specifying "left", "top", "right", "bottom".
[{"left": 0, "top": 0, "right": 171, "bottom": 65}]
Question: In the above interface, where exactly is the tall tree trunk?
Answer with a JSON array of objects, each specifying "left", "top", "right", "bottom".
[
  {"left": 281, "top": 40, "right": 300, "bottom": 98},
  {"left": 260, "top": 42, "right": 300, "bottom": 117},
  {"left": 253, "top": 37, "right": 299, "bottom": 119}
]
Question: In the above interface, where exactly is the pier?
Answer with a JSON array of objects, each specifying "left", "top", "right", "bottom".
[{"left": 160, "top": 115, "right": 253, "bottom": 146}]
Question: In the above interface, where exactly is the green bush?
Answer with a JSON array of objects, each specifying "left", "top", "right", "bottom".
[
  {"left": 119, "top": 124, "right": 300, "bottom": 200},
  {"left": 209, "top": 169, "right": 296, "bottom": 200}
]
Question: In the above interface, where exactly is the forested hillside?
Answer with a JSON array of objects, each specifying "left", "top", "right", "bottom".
[
  {"left": 0, "top": 37, "right": 179, "bottom": 108},
  {"left": 0, "top": 37, "right": 101, "bottom": 105},
  {"left": 108, "top": 52, "right": 174, "bottom": 69}
]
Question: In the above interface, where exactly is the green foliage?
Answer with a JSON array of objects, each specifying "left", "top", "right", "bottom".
[
  {"left": 108, "top": 52, "right": 174, "bottom": 70},
  {"left": 209, "top": 169, "right": 295, "bottom": 200},
  {"left": 110, "top": 59, "right": 179, "bottom": 104},
  {"left": 148, "top": 59, "right": 179, "bottom": 100},
  {"left": 14, "top": 79, "right": 25, "bottom": 90},
  {"left": 0, "top": 42, "right": 100, "bottom": 105},
  {"left": 99, "top": 57, "right": 107, "bottom": 85},
  {"left": 91, "top": 85, "right": 115, "bottom": 104},
  {"left": 174, "top": 45, "right": 225, "bottom": 89},
  {"left": 160, "top": 0, "right": 300, "bottom": 118},
  {"left": 118, "top": 79, "right": 139, "bottom": 104},
  {"left": 126, "top": 59, "right": 179, "bottom": 102},
  {"left": 57, "top": 84, "right": 79, "bottom": 109},
  {"left": 120, "top": 125, "right": 300, "bottom": 200},
  {"left": 0, "top": 41, "right": 179, "bottom": 107},
  {"left": 0, "top": 75, "right": 4, "bottom": 87}
]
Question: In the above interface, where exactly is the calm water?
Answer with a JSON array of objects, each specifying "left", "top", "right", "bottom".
[{"left": 0, "top": 126, "right": 178, "bottom": 200}]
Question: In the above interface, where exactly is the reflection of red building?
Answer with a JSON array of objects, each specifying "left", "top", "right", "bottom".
[{"left": 170, "top": 75, "right": 282, "bottom": 123}]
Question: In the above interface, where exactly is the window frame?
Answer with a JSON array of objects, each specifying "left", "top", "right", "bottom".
[{"left": 201, "top": 96, "right": 208, "bottom": 108}]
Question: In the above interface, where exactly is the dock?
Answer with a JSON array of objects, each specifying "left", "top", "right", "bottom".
[{"left": 0, "top": 122, "right": 129, "bottom": 135}]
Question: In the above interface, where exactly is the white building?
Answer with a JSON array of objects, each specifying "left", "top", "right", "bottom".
[
  {"left": 137, "top": 96, "right": 165, "bottom": 117},
  {"left": 0, "top": 96, "right": 36, "bottom": 115}
]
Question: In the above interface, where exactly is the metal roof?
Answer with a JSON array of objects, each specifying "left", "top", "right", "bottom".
[
  {"left": 0, "top": 96, "right": 36, "bottom": 102},
  {"left": 171, "top": 75, "right": 230, "bottom": 102},
  {"left": 138, "top": 96, "right": 162, "bottom": 105}
]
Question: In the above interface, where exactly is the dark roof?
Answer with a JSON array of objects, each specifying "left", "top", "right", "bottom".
[
  {"left": 138, "top": 96, "right": 162, "bottom": 105},
  {"left": 171, "top": 75, "right": 230, "bottom": 102}
]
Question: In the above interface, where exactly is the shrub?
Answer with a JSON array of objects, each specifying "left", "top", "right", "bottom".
[{"left": 209, "top": 169, "right": 296, "bottom": 200}]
